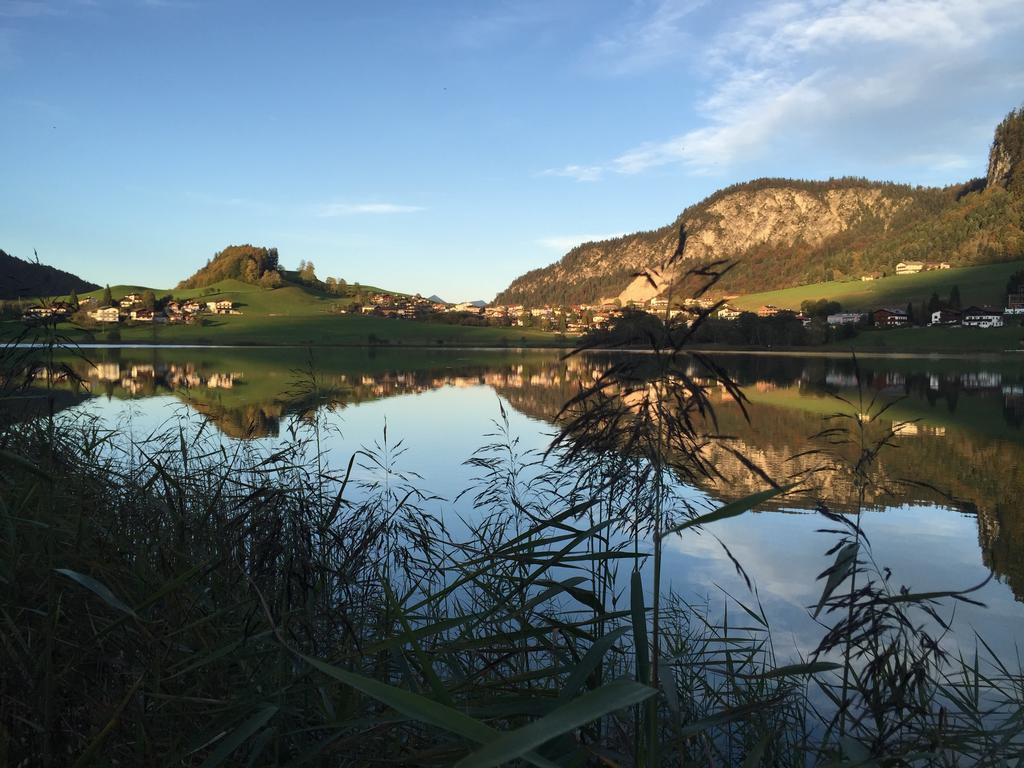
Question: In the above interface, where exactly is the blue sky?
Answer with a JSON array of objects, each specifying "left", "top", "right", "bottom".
[{"left": 2, "top": 0, "right": 1022, "bottom": 301}]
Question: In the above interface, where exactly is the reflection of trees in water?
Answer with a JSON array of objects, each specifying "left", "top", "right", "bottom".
[{"left": 51, "top": 351, "right": 1024, "bottom": 600}]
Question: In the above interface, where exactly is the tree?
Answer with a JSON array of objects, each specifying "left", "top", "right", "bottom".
[
  {"left": 260, "top": 270, "right": 283, "bottom": 289},
  {"left": 906, "top": 302, "right": 915, "bottom": 325},
  {"left": 142, "top": 290, "right": 156, "bottom": 310},
  {"left": 299, "top": 261, "right": 317, "bottom": 284},
  {"left": 69, "top": 288, "right": 78, "bottom": 309},
  {"left": 325, "top": 276, "right": 337, "bottom": 294},
  {"left": 927, "top": 292, "right": 942, "bottom": 315},
  {"left": 243, "top": 259, "right": 260, "bottom": 284},
  {"left": 800, "top": 299, "right": 842, "bottom": 318},
  {"left": 102, "top": 284, "right": 112, "bottom": 307},
  {"left": 949, "top": 285, "right": 961, "bottom": 310}
]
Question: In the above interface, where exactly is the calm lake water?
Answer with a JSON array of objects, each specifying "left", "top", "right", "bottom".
[{"left": 43, "top": 346, "right": 1024, "bottom": 660}]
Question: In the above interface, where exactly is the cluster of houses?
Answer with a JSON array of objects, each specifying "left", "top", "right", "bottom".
[
  {"left": 21, "top": 294, "right": 239, "bottom": 325},
  {"left": 830, "top": 302, "right": 1021, "bottom": 330},
  {"left": 482, "top": 296, "right": 716, "bottom": 333},
  {"left": 86, "top": 296, "right": 238, "bottom": 325},
  {"left": 712, "top": 293, "right": 1024, "bottom": 331},
  {"left": 356, "top": 293, "right": 475, "bottom": 319},
  {"left": 355, "top": 293, "right": 717, "bottom": 333}
]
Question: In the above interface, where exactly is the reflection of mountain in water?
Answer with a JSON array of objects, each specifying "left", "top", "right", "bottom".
[
  {"left": 44, "top": 349, "right": 1024, "bottom": 601},
  {"left": 492, "top": 355, "right": 1024, "bottom": 602}
]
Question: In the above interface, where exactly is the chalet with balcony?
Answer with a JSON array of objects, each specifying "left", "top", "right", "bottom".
[{"left": 873, "top": 308, "right": 909, "bottom": 327}]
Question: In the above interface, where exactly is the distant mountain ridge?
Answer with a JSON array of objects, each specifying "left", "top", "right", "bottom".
[
  {"left": 0, "top": 249, "right": 99, "bottom": 300},
  {"left": 496, "top": 107, "right": 1024, "bottom": 307}
]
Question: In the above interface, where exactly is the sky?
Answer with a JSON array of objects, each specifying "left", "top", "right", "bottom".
[{"left": 2, "top": 0, "right": 1023, "bottom": 302}]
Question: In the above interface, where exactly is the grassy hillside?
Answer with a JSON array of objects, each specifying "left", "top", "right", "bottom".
[
  {"left": 10, "top": 279, "right": 565, "bottom": 348},
  {"left": 730, "top": 260, "right": 1024, "bottom": 312}
]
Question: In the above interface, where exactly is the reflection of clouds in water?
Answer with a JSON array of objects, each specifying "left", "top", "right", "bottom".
[{"left": 662, "top": 505, "right": 1023, "bottom": 659}]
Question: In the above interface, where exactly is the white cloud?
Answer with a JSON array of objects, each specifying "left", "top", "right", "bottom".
[
  {"left": 538, "top": 233, "right": 625, "bottom": 251},
  {"left": 588, "top": 0, "right": 706, "bottom": 75},
  {"left": 316, "top": 202, "right": 425, "bottom": 217},
  {"left": 556, "top": 0, "right": 1024, "bottom": 178},
  {"left": 539, "top": 164, "right": 604, "bottom": 182},
  {"left": 905, "top": 152, "right": 971, "bottom": 171}
]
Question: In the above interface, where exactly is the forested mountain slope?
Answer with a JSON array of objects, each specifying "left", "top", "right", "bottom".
[
  {"left": 0, "top": 249, "right": 98, "bottom": 299},
  {"left": 496, "top": 107, "right": 1024, "bottom": 306}
]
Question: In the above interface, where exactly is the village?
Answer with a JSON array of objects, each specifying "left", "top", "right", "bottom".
[
  {"left": 15, "top": 257, "right": 1024, "bottom": 338},
  {"left": 21, "top": 293, "right": 239, "bottom": 325}
]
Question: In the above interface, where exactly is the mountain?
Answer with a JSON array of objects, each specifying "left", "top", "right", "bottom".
[
  {"left": 427, "top": 294, "right": 447, "bottom": 304},
  {"left": 469, "top": 300, "right": 487, "bottom": 308},
  {"left": 496, "top": 107, "right": 1024, "bottom": 307},
  {"left": 0, "top": 249, "right": 99, "bottom": 300},
  {"left": 178, "top": 244, "right": 284, "bottom": 289}
]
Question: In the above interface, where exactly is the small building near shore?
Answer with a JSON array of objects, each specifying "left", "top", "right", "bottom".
[
  {"left": 826, "top": 312, "right": 863, "bottom": 326},
  {"left": 962, "top": 306, "right": 1004, "bottom": 328},
  {"left": 88, "top": 306, "right": 121, "bottom": 323},
  {"left": 930, "top": 309, "right": 961, "bottom": 326},
  {"left": 873, "top": 308, "right": 909, "bottom": 327}
]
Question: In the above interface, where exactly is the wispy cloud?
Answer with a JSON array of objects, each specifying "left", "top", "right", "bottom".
[
  {"left": 556, "top": 0, "right": 1024, "bottom": 178},
  {"left": 450, "top": 2, "right": 558, "bottom": 48},
  {"left": 586, "top": 0, "right": 706, "bottom": 75},
  {"left": 0, "top": 1, "right": 65, "bottom": 18},
  {"left": 538, "top": 233, "right": 625, "bottom": 252},
  {"left": 539, "top": 164, "right": 604, "bottom": 183},
  {"left": 316, "top": 202, "right": 426, "bottom": 217},
  {"left": 139, "top": 0, "right": 197, "bottom": 8}
]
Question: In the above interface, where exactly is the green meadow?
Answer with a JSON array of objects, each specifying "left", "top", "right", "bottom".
[
  {"left": 6, "top": 279, "right": 568, "bottom": 348},
  {"left": 730, "top": 260, "right": 1024, "bottom": 312}
]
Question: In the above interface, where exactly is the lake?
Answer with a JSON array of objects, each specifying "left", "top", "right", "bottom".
[{"left": 36, "top": 345, "right": 1024, "bottom": 660}]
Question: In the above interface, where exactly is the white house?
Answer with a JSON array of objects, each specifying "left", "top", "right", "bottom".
[
  {"left": 895, "top": 261, "right": 924, "bottom": 275},
  {"left": 962, "top": 306, "right": 1004, "bottom": 328},
  {"left": 826, "top": 312, "right": 862, "bottom": 326},
  {"left": 930, "top": 309, "right": 961, "bottom": 325},
  {"left": 89, "top": 307, "right": 121, "bottom": 323}
]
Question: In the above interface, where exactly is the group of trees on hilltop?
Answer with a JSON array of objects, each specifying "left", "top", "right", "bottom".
[{"left": 177, "top": 245, "right": 283, "bottom": 289}]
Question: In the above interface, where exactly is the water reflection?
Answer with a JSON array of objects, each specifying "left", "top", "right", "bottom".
[{"left": 31, "top": 347, "right": 1024, "bottom": 601}]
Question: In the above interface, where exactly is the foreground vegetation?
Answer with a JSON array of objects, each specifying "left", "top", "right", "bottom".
[{"left": 3, "top": 262, "right": 1023, "bottom": 766}]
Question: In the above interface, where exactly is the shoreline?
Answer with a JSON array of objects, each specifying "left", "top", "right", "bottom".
[{"left": 10, "top": 339, "right": 1024, "bottom": 359}]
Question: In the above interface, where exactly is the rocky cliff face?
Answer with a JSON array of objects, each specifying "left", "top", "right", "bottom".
[
  {"left": 496, "top": 180, "right": 919, "bottom": 306},
  {"left": 617, "top": 186, "right": 911, "bottom": 304},
  {"left": 987, "top": 106, "right": 1023, "bottom": 192}
]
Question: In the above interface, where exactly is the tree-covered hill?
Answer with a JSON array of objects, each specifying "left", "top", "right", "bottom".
[
  {"left": 177, "top": 244, "right": 285, "bottom": 289},
  {"left": 496, "top": 106, "right": 1024, "bottom": 307},
  {"left": 0, "top": 249, "right": 99, "bottom": 300}
]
